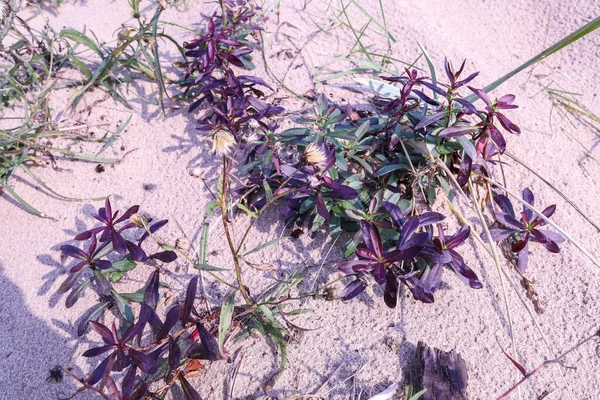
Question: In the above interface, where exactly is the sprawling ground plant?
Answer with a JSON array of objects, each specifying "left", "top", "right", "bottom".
[
  {"left": 57, "top": 197, "right": 315, "bottom": 398},
  {"left": 228, "top": 60, "right": 563, "bottom": 308},
  {"left": 49, "top": 1, "right": 600, "bottom": 398}
]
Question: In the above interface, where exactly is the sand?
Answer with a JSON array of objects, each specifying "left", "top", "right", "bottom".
[{"left": 1, "top": 0, "right": 600, "bottom": 399}]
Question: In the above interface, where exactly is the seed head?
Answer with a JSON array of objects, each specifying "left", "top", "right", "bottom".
[
  {"left": 211, "top": 129, "right": 236, "bottom": 157},
  {"left": 130, "top": 213, "right": 148, "bottom": 228},
  {"left": 304, "top": 143, "right": 327, "bottom": 169}
]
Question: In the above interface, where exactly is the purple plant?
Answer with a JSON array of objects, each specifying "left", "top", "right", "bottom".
[
  {"left": 339, "top": 200, "right": 482, "bottom": 307},
  {"left": 487, "top": 188, "right": 564, "bottom": 272},
  {"left": 74, "top": 198, "right": 139, "bottom": 254}
]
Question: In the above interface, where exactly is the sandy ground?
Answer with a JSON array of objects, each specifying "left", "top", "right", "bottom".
[{"left": 1, "top": 1, "right": 600, "bottom": 399}]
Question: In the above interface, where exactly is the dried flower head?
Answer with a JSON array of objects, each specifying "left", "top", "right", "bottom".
[
  {"left": 211, "top": 129, "right": 236, "bottom": 157},
  {"left": 304, "top": 143, "right": 327, "bottom": 169},
  {"left": 130, "top": 213, "right": 148, "bottom": 228}
]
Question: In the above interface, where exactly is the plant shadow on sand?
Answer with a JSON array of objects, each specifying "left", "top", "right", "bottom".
[{"left": 0, "top": 264, "right": 97, "bottom": 400}]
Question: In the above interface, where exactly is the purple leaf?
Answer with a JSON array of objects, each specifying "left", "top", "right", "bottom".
[
  {"left": 496, "top": 212, "right": 524, "bottom": 230},
  {"left": 485, "top": 228, "right": 514, "bottom": 242},
  {"left": 139, "top": 219, "right": 169, "bottom": 245},
  {"left": 421, "top": 81, "right": 446, "bottom": 96},
  {"left": 455, "top": 71, "right": 479, "bottom": 88},
  {"left": 182, "top": 277, "right": 198, "bottom": 326},
  {"left": 89, "top": 321, "right": 115, "bottom": 344},
  {"left": 158, "top": 305, "right": 181, "bottom": 341},
  {"left": 494, "top": 195, "right": 515, "bottom": 218},
  {"left": 382, "top": 201, "right": 406, "bottom": 228},
  {"left": 115, "top": 205, "right": 140, "bottom": 224},
  {"left": 88, "top": 353, "right": 115, "bottom": 385},
  {"left": 439, "top": 125, "right": 478, "bottom": 138},
  {"left": 540, "top": 204, "right": 556, "bottom": 220},
  {"left": 197, "top": 323, "right": 220, "bottom": 361},
  {"left": 537, "top": 229, "right": 564, "bottom": 243},
  {"left": 315, "top": 192, "right": 329, "bottom": 220},
  {"left": 496, "top": 112, "right": 521, "bottom": 134},
  {"left": 360, "top": 221, "right": 382, "bottom": 257},
  {"left": 93, "top": 269, "right": 111, "bottom": 296},
  {"left": 151, "top": 250, "right": 177, "bottom": 263},
  {"left": 126, "top": 241, "right": 147, "bottom": 262},
  {"left": 457, "top": 153, "right": 472, "bottom": 187},
  {"left": 61, "top": 245, "right": 88, "bottom": 260},
  {"left": 180, "top": 376, "right": 202, "bottom": 400},
  {"left": 398, "top": 217, "right": 419, "bottom": 248},
  {"left": 169, "top": 337, "right": 182, "bottom": 369},
  {"left": 468, "top": 86, "right": 492, "bottom": 106},
  {"left": 383, "top": 271, "right": 399, "bottom": 308},
  {"left": 445, "top": 226, "right": 470, "bottom": 249},
  {"left": 517, "top": 243, "right": 529, "bottom": 273},
  {"left": 93, "top": 259, "right": 112, "bottom": 270},
  {"left": 122, "top": 365, "right": 137, "bottom": 399},
  {"left": 341, "top": 279, "right": 367, "bottom": 301},
  {"left": 522, "top": 188, "right": 534, "bottom": 217},
  {"left": 129, "top": 348, "right": 157, "bottom": 374},
  {"left": 355, "top": 248, "right": 378, "bottom": 261},
  {"left": 111, "top": 230, "right": 128, "bottom": 255},
  {"left": 386, "top": 246, "right": 423, "bottom": 262},
  {"left": 489, "top": 125, "right": 506, "bottom": 153},
  {"left": 82, "top": 344, "right": 115, "bottom": 358},
  {"left": 414, "top": 112, "right": 445, "bottom": 130},
  {"left": 338, "top": 260, "right": 375, "bottom": 274},
  {"left": 420, "top": 247, "right": 453, "bottom": 264},
  {"left": 144, "top": 269, "right": 160, "bottom": 309},
  {"left": 454, "top": 98, "right": 478, "bottom": 114}
]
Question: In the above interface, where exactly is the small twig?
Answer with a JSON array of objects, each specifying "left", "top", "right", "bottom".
[
  {"left": 59, "top": 367, "right": 111, "bottom": 400},
  {"left": 497, "top": 331, "right": 599, "bottom": 399},
  {"left": 468, "top": 179, "right": 521, "bottom": 399},
  {"left": 309, "top": 236, "right": 339, "bottom": 291}
]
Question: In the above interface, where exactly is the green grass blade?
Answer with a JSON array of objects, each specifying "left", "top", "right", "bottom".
[
  {"left": 19, "top": 165, "right": 104, "bottom": 202},
  {"left": 218, "top": 289, "right": 237, "bottom": 356},
  {"left": 242, "top": 237, "right": 288, "bottom": 257},
  {"left": 0, "top": 181, "right": 55, "bottom": 220},
  {"left": 466, "top": 16, "right": 600, "bottom": 100}
]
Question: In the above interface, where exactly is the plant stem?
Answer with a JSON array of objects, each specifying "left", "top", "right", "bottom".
[
  {"left": 220, "top": 157, "right": 254, "bottom": 306},
  {"left": 497, "top": 331, "right": 598, "bottom": 400},
  {"left": 468, "top": 179, "right": 520, "bottom": 399},
  {"left": 446, "top": 196, "right": 575, "bottom": 400}
]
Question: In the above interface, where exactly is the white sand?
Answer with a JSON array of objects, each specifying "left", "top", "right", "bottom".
[{"left": 1, "top": 1, "right": 600, "bottom": 399}]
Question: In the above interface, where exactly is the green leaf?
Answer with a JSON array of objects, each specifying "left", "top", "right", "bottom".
[
  {"left": 243, "top": 237, "right": 288, "bottom": 257},
  {"left": 237, "top": 203, "right": 258, "bottom": 219},
  {"left": 61, "top": 28, "right": 104, "bottom": 58},
  {"left": 204, "top": 201, "right": 219, "bottom": 218},
  {"left": 263, "top": 180, "right": 273, "bottom": 201},
  {"left": 198, "top": 222, "right": 209, "bottom": 265},
  {"left": 355, "top": 120, "right": 371, "bottom": 140},
  {"left": 218, "top": 289, "right": 237, "bottom": 356},
  {"left": 375, "top": 163, "right": 408, "bottom": 177},
  {"left": 194, "top": 263, "right": 228, "bottom": 272},
  {"left": 351, "top": 155, "right": 374, "bottom": 174},
  {"left": 286, "top": 308, "right": 313, "bottom": 316}
]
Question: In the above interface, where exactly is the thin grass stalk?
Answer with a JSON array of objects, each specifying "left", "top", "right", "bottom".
[
  {"left": 481, "top": 175, "right": 600, "bottom": 269},
  {"left": 467, "top": 179, "right": 520, "bottom": 399},
  {"left": 220, "top": 157, "right": 253, "bottom": 305},
  {"left": 465, "top": 16, "right": 600, "bottom": 100},
  {"left": 504, "top": 151, "right": 600, "bottom": 234},
  {"left": 446, "top": 197, "right": 574, "bottom": 400}
]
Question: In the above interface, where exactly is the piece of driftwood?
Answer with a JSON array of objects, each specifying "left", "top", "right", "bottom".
[{"left": 411, "top": 341, "right": 468, "bottom": 400}]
